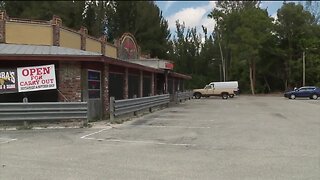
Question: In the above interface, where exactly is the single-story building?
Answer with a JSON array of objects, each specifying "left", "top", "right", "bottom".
[{"left": 0, "top": 11, "right": 191, "bottom": 120}]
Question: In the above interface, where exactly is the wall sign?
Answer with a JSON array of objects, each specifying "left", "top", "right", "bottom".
[
  {"left": 0, "top": 69, "right": 17, "bottom": 93},
  {"left": 118, "top": 33, "right": 139, "bottom": 60},
  {"left": 165, "top": 62, "right": 174, "bottom": 70},
  {"left": 17, "top": 64, "right": 56, "bottom": 92}
]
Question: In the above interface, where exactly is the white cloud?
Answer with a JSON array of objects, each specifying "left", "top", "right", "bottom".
[
  {"left": 163, "top": 1, "right": 174, "bottom": 13},
  {"left": 168, "top": 7, "right": 207, "bottom": 29},
  {"left": 167, "top": 1, "right": 217, "bottom": 38}
]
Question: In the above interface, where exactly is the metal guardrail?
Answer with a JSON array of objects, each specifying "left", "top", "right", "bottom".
[
  {"left": 176, "top": 91, "right": 193, "bottom": 102},
  {"left": 0, "top": 102, "right": 87, "bottom": 122},
  {"left": 110, "top": 94, "right": 170, "bottom": 122}
]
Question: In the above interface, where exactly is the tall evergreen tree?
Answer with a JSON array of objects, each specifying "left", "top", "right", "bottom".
[
  {"left": 0, "top": 1, "right": 85, "bottom": 31},
  {"left": 105, "top": 1, "right": 170, "bottom": 59},
  {"left": 276, "top": 2, "right": 316, "bottom": 89}
]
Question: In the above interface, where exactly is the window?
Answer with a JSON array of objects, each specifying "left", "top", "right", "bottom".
[
  {"left": 204, "top": 85, "right": 212, "bottom": 89},
  {"left": 88, "top": 70, "right": 101, "bottom": 99}
]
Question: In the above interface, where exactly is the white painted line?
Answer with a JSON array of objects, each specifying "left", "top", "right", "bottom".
[
  {"left": 0, "top": 138, "right": 17, "bottom": 144},
  {"left": 128, "top": 125, "right": 211, "bottom": 129},
  {"left": 80, "top": 127, "right": 196, "bottom": 146},
  {"left": 153, "top": 118, "right": 215, "bottom": 122},
  {"left": 84, "top": 137, "right": 196, "bottom": 147},
  {"left": 83, "top": 137, "right": 104, "bottom": 141},
  {"left": 80, "top": 127, "right": 112, "bottom": 139},
  {"left": 104, "top": 139, "right": 195, "bottom": 146}
]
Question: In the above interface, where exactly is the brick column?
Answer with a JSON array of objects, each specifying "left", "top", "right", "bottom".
[
  {"left": 123, "top": 68, "right": 128, "bottom": 99},
  {"left": 139, "top": 70, "right": 143, "bottom": 97},
  {"left": 102, "top": 63, "right": 109, "bottom": 116},
  {"left": 79, "top": 26, "right": 87, "bottom": 51},
  {"left": 58, "top": 62, "right": 82, "bottom": 102},
  {"left": 0, "top": 11, "right": 8, "bottom": 43},
  {"left": 51, "top": 15, "right": 62, "bottom": 46},
  {"left": 151, "top": 72, "right": 155, "bottom": 96},
  {"left": 100, "top": 35, "right": 106, "bottom": 55}
]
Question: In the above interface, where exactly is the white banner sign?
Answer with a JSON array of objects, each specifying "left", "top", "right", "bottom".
[{"left": 17, "top": 64, "right": 56, "bottom": 92}]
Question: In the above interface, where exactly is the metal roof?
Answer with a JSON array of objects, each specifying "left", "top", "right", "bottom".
[{"left": 0, "top": 44, "right": 102, "bottom": 56}]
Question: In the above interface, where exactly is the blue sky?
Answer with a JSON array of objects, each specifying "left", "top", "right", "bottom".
[{"left": 155, "top": 1, "right": 303, "bottom": 38}]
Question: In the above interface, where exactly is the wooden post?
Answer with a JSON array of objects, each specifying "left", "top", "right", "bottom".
[
  {"left": 165, "top": 71, "right": 168, "bottom": 94},
  {"left": 175, "top": 92, "right": 179, "bottom": 104},
  {"left": 124, "top": 68, "right": 128, "bottom": 99},
  {"left": 151, "top": 73, "right": 155, "bottom": 96},
  {"left": 139, "top": 70, "right": 143, "bottom": 97}
]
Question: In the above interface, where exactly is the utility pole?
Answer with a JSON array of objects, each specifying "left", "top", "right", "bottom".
[
  {"left": 302, "top": 50, "right": 305, "bottom": 86},
  {"left": 211, "top": 58, "right": 222, "bottom": 82},
  {"left": 218, "top": 41, "right": 226, "bottom": 82},
  {"left": 219, "top": 64, "right": 222, "bottom": 82}
]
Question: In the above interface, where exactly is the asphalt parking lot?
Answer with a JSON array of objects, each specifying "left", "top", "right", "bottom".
[{"left": 0, "top": 95, "right": 319, "bottom": 180}]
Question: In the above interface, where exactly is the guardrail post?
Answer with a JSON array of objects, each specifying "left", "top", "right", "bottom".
[
  {"left": 84, "top": 102, "right": 88, "bottom": 126},
  {"left": 175, "top": 92, "right": 178, "bottom": 104},
  {"left": 109, "top": 97, "right": 115, "bottom": 123},
  {"left": 23, "top": 120, "right": 29, "bottom": 128}
]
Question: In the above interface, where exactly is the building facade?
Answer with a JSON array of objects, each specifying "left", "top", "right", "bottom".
[{"left": 0, "top": 11, "right": 191, "bottom": 120}]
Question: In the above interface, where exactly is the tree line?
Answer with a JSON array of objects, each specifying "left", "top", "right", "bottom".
[{"left": 1, "top": 1, "right": 319, "bottom": 94}]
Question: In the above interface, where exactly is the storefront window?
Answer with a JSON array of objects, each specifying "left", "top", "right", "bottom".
[{"left": 88, "top": 70, "right": 101, "bottom": 99}]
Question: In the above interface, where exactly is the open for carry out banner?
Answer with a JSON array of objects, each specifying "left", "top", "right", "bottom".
[{"left": 17, "top": 64, "right": 57, "bottom": 92}]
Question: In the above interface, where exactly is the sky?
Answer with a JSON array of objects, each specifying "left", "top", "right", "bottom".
[{"left": 155, "top": 1, "right": 302, "bottom": 39}]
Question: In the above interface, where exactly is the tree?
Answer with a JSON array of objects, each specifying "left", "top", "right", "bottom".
[
  {"left": 169, "top": 21, "right": 218, "bottom": 89},
  {"left": 275, "top": 2, "right": 316, "bottom": 89},
  {"left": 106, "top": 1, "right": 170, "bottom": 59},
  {"left": 208, "top": 1, "right": 273, "bottom": 94},
  {"left": 305, "top": 0, "right": 320, "bottom": 24},
  {"left": 0, "top": 1, "right": 86, "bottom": 31}
]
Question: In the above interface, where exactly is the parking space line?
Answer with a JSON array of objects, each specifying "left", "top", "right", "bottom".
[
  {"left": 153, "top": 118, "right": 215, "bottom": 122},
  {"left": 84, "top": 137, "right": 196, "bottom": 147},
  {"left": 103, "top": 139, "right": 196, "bottom": 146},
  {"left": 0, "top": 138, "right": 17, "bottom": 144},
  {"left": 80, "top": 127, "right": 112, "bottom": 139},
  {"left": 127, "top": 125, "right": 211, "bottom": 129},
  {"left": 80, "top": 126, "right": 197, "bottom": 147}
]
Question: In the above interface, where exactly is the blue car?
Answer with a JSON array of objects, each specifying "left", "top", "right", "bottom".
[{"left": 284, "top": 86, "right": 320, "bottom": 100}]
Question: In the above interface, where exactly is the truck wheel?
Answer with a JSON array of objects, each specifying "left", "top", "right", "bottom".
[
  {"left": 222, "top": 93, "right": 229, "bottom": 99},
  {"left": 229, "top": 94, "right": 234, "bottom": 98},
  {"left": 194, "top": 93, "right": 202, "bottom": 99}
]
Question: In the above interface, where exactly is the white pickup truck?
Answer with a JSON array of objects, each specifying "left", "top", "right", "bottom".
[{"left": 193, "top": 81, "right": 239, "bottom": 99}]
